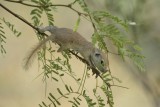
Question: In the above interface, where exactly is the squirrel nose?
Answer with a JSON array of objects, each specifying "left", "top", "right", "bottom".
[
  {"left": 103, "top": 66, "right": 109, "bottom": 72},
  {"left": 100, "top": 66, "right": 109, "bottom": 73}
]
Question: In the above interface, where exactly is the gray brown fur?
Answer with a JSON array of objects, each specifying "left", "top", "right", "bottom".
[{"left": 23, "top": 26, "right": 108, "bottom": 73}]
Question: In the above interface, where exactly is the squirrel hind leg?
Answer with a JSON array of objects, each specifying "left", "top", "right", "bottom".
[{"left": 57, "top": 46, "right": 69, "bottom": 52}]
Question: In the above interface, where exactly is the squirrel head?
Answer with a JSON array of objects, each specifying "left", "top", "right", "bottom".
[{"left": 90, "top": 48, "right": 109, "bottom": 73}]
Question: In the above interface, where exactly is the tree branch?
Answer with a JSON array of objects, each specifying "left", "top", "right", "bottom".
[
  {"left": 0, "top": 3, "right": 37, "bottom": 30},
  {"left": 4, "top": 0, "right": 88, "bottom": 16}
]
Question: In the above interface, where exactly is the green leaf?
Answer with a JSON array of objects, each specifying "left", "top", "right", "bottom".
[
  {"left": 91, "top": 33, "right": 98, "bottom": 45},
  {"left": 77, "top": 78, "right": 81, "bottom": 81},
  {"left": 30, "top": 9, "right": 42, "bottom": 16},
  {"left": 17, "top": 32, "right": 21, "bottom": 37},
  {"left": 51, "top": 70, "right": 59, "bottom": 75},
  {"left": 31, "top": 0, "right": 39, "bottom": 4},
  {"left": 101, "top": 73, "right": 110, "bottom": 78},
  {"left": 0, "top": 33, "right": 6, "bottom": 39},
  {"left": 101, "top": 84, "right": 114, "bottom": 107},
  {"left": 60, "top": 74, "right": 64, "bottom": 76},
  {"left": 39, "top": 0, "right": 45, "bottom": 4},
  {"left": 57, "top": 88, "right": 68, "bottom": 98},
  {"left": 94, "top": 93, "right": 105, "bottom": 107},
  {"left": 73, "top": 97, "right": 80, "bottom": 105},
  {"left": 42, "top": 101, "right": 48, "bottom": 107},
  {"left": 83, "top": 92, "right": 96, "bottom": 107},
  {"left": 52, "top": 77, "right": 58, "bottom": 82},
  {"left": 48, "top": 97, "right": 57, "bottom": 107},
  {"left": 69, "top": 86, "right": 73, "bottom": 92},
  {"left": 128, "top": 52, "right": 145, "bottom": 71},
  {"left": 133, "top": 45, "right": 142, "bottom": 51},
  {"left": 73, "top": 16, "right": 81, "bottom": 32},
  {"left": 2, "top": 18, "right": 21, "bottom": 37},
  {"left": 45, "top": 8, "right": 52, "bottom": 12},
  {"left": 77, "top": 0, "right": 89, "bottom": 13},
  {"left": 49, "top": 93, "right": 61, "bottom": 105},
  {"left": 39, "top": 104, "right": 43, "bottom": 107},
  {"left": 65, "top": 84, "right": 70, "bottom": 93},
  {"left": 92, "top": 11, "right": 128, "bottom": 29},
  {"left": 68, "top": 100, "right": 78, "bottom": 107},
  {"left": 30, "top": 8, "right": 42, "bottom": 26},
  {"left": 44, "top": 8, "right": 54, "bottom": 25},
  {"left": 1, "top": 45, "right": 6, "bottom": 54},
  {"left": 78, "top": 97, "right": 82, "bottom": 101},
  {"left": 57, "top": 88, "right": 63, "bottom": 96},
  {"left": 118, "top": 47, "right": 126, "bottom": 60},
  {"left": 0, "top": 29, "right": 5, "bottom": 34}
]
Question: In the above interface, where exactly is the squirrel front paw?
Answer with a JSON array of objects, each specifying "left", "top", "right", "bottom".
[{"left": 36, "top": 26, "right": 45, "bottom": 33}]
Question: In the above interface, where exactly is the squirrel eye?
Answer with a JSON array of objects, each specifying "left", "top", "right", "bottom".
[
  {"left": 101, "top": 60, "right": 104, "bottom": 66},
  {"left": 95, "top": 53, "right": 100, "bottom": 57}
]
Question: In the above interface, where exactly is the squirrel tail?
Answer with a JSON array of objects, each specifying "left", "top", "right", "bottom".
[{"left": 23, "top": 36, "right": 52, "bottom": 70}]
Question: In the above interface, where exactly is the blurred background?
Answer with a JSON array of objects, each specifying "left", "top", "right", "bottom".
[{"left": 0, "top": 0, "right": 160, "bottom": 107}]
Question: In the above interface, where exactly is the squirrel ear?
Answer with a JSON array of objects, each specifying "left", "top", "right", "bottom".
[
  {"left": 93, "top": 48, "right": 101, "bottom": 56},
  {"left": 93, "top": 48, "right": 98, "bottom": 53}
]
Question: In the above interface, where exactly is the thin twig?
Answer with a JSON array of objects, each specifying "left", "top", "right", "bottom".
[
  {"left": 110, "top": 84, "right": 129, "bottom": 89},
  {"left": 4, "top": 0, "right": 88, "bottom": 16},
  {"left": 0, "top": 3, "right": 37, "bottom": 30}
]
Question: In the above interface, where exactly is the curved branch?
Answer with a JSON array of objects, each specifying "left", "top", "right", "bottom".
[
  {"left": 4, "top": 0, "right": 88, "bottom": 16},
  {"left": 0, "top": 3, "right": 37, "bottom": 30}
]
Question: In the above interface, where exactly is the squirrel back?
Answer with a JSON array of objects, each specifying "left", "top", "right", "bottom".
[{"left": 24, "top": 26, "right": 108, "bottom": 74}]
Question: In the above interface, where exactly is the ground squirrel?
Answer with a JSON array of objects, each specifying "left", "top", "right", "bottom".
[{"left": 24, "top": 26, "right": 109, "bottom": 74}]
